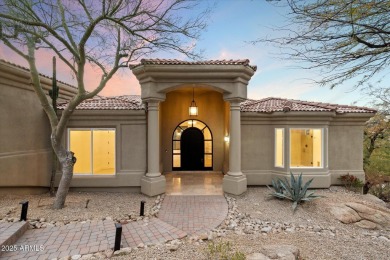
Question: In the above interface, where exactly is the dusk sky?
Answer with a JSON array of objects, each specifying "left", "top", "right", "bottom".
[{"left": 0, "top": 0, "right": 375, "bottom": 106}]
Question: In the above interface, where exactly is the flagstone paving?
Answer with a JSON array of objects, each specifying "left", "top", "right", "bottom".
[{"left": 0, "top": 194, "right": 228, "bottom": 259}]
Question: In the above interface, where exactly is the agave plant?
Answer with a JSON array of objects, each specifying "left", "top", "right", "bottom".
[
  {"left": 267, "top": 178, "right": 284, "bottom": 194},
  {"left": 269, "top": 172, "right": 322, "bottom": 212}
]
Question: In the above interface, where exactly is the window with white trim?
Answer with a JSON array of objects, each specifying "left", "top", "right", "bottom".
[
  {"left": 290, "top": 128, "right": 322, "bottom": 168},
  {"left": 69, "top": 129, "right": 115, "bottom": 175},
  {"left": 275, "top": 128, "right": 284, "bottom": 167}
]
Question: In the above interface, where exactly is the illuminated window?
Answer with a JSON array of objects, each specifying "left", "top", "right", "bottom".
[
  {"left": 275, "top": 128, "right": 284, "bottom": 167},
  {"left": 69, "top": 129, "right": 115, "bottom": 175},
  {"left": 290, "top": 129, "right": 322, "bottom": 168}
]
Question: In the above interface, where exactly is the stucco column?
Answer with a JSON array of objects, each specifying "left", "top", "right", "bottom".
[
  {"left": 228, "top": 101, "right": 243, "bottom": 176},
  {"left": 141, "top": 100, "right": 166, "bottom": 196},
  {"left": 223, "top": 100, "right": 247, "bottom": 195},
  {"left": 146, "top": 101, "right": 160, "bottom": 177}
]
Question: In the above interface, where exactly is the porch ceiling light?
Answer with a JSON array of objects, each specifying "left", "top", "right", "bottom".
[
  {"left": 189, "top": 88, "right": 198, "bottom": 116},
  {"left": 224, "top": 136, "right": 230, "bottom": 142}
]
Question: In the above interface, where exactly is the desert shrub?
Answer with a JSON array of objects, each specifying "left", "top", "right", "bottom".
[
  {"left": 205, "top": 241, "right": 246, "bottom": 260},
  {"left": 369, "top": 183, "right": 390, "bottom": 202},
  {"left": 268, "top": 172, "right": 322, "bottom": 212},
  {"left": 338, "top": 174, "right": 364, "bottom": 192}
]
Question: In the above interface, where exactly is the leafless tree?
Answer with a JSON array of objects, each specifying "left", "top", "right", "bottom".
[
  {"left": 0, "top": 0, "right": 209, "bottom": 209},
  {"left": 258, "top": 0, "right": 390, "bottom": 94}
]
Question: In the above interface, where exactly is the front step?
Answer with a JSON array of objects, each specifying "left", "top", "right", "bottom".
[{"left": 0, "top": 221, "right": 29, "bottom": 256}]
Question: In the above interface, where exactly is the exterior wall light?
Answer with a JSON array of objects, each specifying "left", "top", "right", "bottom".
[
  {"left": 189, "top": 88, "right": 198, "bottom": 116},
  {"left": 224, "top": 136, "right": 230, "bottom": 142}
]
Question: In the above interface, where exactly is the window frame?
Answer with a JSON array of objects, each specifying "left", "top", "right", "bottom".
[
  {"left": 274, "top": 128, "right": 285, "bottom": 168},
  {"left": 68, "top": 128, "right": 116, "bottom": 175},
  {"left": 289, "top": 128, "right": 324, "bottom": 169}
]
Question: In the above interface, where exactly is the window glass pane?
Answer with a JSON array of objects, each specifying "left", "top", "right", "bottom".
[
  {"left": 180, "top": 120, "right": 191, "bottom": 130},
  {"left": 204, "top": 154, "right": 212, "bottom": 167},
  {"left": 275, "top": 129, "right": 284, "bottom": 167},
  {"left": 313, "top": 129, "right": 322, "bottom": 167},
  {"left": 70, "top": 130, "right": 91, "bottom": 174},
  {"left": 203, "top": 127, "right": 212, "bottom": 140},
  {"left": 193, "top": 120, "right": 205, "bottom": 130},
  {"left": 93, "top": 130, "right": 115, "bottom": 175},
  {"left": 173, "top": 141, "right": 180, "bottom": 154},
  {"left": 290, "top": 129, "right": 322, "bottom": 167},
  {"left": 205, "top": 141, "right": 212, "bottom": 153},
  {"left": 173, "top": 128, "right": 182, "bottom": 140},
  {"left": 173, "top": 155, "right": 181, "bottom": 167}
]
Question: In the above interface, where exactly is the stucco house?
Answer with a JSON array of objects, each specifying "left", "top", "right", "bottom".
[{"left": 0, "top": 59, "right": 376, "bottom": 196}]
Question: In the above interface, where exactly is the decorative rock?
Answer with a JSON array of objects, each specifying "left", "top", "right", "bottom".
[
  {"left": 330, "top": 205, "right": 362, "bottom": 224},
  {"left": 261, "top": 226, "right": 272, "bottom": 233},
  {"left": 262, "top": 245, "right": 300, "bottom": 260},
  {"left": 247, "top": 252, "right": 271, "bottom": 260},
  {"left": 355, "top": 220, "right": 379, "bottom": 229},
  {"left": 346, "top": 202, "right": 390, "bottom": 227},
  {"left": 71, "top": 255, "right": 81, "bottom": 260},
  {"left": 137, "top": 243, "right": 145, "bottom": 248},
  {"left": 363, "top": 194, "right": 387, "bottom": 206},
  {"left": 198, "top": 233, "right": 209, "bottom": 240},
  {"left": 113, "top": 247, "right": 132, "bottom": 256},
  {"left": 166, "top": 244, "right": 179, "bottom": 251},
  {"left": 313, "top": 226, "right": 321, "bottom": 232}
]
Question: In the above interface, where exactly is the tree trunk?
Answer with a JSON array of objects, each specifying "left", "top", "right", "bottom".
[{"left": 53, "top": 150, "right": 75, "bottom": 209}]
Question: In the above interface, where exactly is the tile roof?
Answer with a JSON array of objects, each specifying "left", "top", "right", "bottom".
[
  {"left": 129, "top": 59, "right": 257, "bottom": 71},
  {"left": 58, "top": 95, "right": 375, "bottom": 114},
  {"left": 240, "top": 97, "right": 376, "bottom": 114},
  {"left": 57, "top": 95, "right": 144, "bottom": 110},
  {"left": 0, "top": 59, "right": 77, "bottom": 89}
]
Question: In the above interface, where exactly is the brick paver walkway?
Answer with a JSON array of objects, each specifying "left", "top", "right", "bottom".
[
  {"left": 0, "top": 222, "right": 28, "bottom": 255},
  {"left": 0, "top": 219, "right": 186, "bottom": 260},
  {"left": 1, "top": 195, "right": 228, "bottom": 259},
  {"left": 158, "top": 195, "right": 228, "bottom": 235}
]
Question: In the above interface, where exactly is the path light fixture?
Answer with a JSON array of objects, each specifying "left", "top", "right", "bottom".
[{"left": 189, "top": 88, "right": 198, "bottom": 116}]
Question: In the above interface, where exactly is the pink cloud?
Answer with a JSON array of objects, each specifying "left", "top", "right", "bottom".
[{"left": 0, "top": 44, "right": 140, "bottom": 97}]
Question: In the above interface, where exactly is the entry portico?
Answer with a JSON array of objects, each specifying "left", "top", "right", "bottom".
[{"left": 130, "top": 59, "right": 257, "bottom": 196}]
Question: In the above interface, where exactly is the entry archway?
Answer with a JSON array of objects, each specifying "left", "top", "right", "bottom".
[{"left": 172, "top": 119, "right": 213, "bottom": 171}]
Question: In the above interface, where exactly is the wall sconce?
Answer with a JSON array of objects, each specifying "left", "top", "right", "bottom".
[{"left": 224, "top": 136, "right": 230, "bottom": 142}]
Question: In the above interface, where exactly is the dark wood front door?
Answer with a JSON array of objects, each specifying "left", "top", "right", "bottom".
[{"left": 181, "top": 127, "right": 204, "bottom": 170}]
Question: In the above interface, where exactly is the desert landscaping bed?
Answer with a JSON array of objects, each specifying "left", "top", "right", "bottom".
[
  {"left": 0, "top": 191, "right": 159, "bottom": 228},
  {"left": 1, "top": 187, "right": 390, "bottom": 259}
]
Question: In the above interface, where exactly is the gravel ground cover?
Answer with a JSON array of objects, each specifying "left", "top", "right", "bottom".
[
  {"left": 1, "top": 187, "right": 390, "bottom": 259},
  {"left": 0, "top": 191, "right": 157, "bottom": 225},
  {"left": 113, "top": 187, "right": 390, "bottom": 260}
]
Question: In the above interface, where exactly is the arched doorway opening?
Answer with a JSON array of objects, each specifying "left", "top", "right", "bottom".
[{"left": 172, "top": 119, "right": 212, "bottom": 171}]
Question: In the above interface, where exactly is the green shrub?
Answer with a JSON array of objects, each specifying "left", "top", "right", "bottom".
[
  {"left": 268, "top": 172, "right": 322, "bottom": 212},
  {"left": 369, "top": 183, "right": 390, "bottom": 202},
  {"left": 205, "top": 241, "right": 246, "bottom": 260},
  {"left": 338, "top": 174, "right": 364, "bottom": 192}
]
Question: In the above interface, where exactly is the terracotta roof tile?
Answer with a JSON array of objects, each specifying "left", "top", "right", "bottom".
[
  {"left": 58, "top": 95, "right": 375, "bottom": 113},
  {"left": 240, "top": 97, "right": 376, "bottom": 114},
  {"left": 130, "top": 58, "right": 257, "bottom": 71},
  {"left": 57, "top": 95, "right": 144, "bottom": 110}
]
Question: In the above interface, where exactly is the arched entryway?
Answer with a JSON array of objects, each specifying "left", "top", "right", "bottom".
[{"left": 172, "top": 119, "right": 212, "bottom": 171}]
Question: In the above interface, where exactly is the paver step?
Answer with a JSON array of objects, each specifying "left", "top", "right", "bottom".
[{"left": 0, "top": 221, "right": 29, "bottom": 256}]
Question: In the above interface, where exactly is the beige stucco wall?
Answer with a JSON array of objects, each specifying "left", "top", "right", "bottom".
[
  {"left": 59, "top": 110, "right": 147, "bottom": 188},
  {"left": 241, "top": 112, "right": 372, "bottom": 188},
  {"left": 0, "top": 61, "right": 77, "bottom": 194},
  {"left": 160, "top": 89, "right": 227, "bottom": 172}
]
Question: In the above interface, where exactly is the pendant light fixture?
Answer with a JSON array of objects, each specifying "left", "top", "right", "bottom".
[{"left": 189, "top": 88, "right": 198, "bottom": 116}]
